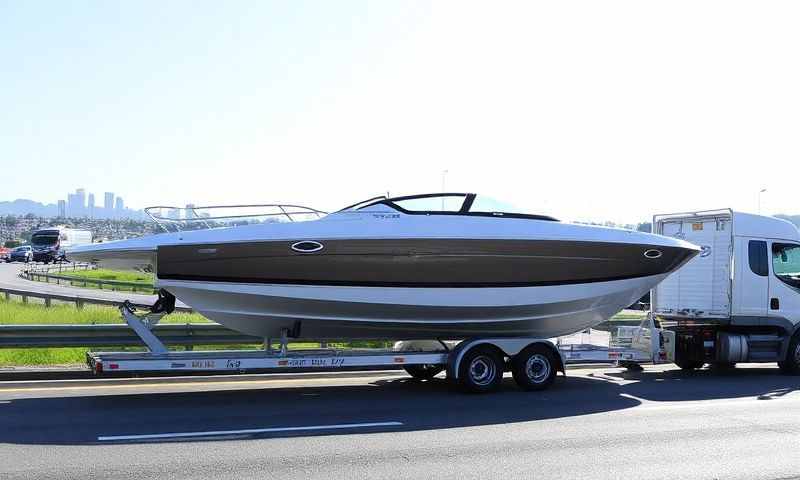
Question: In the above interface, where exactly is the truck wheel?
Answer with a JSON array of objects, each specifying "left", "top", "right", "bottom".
[
  {"left": 511, "top": 344, "right": 557, "bottom": 391},
  {"left": 779, "top": 334, "right": 800, "bottom": 375},
  {"left": 404, "top": 364, "right": 444, "bottom": 380},
  {"left": 674, "top": 359, "right": 704, "bottom": 370},
  {"left": 457, "top": 345, "right": 504, "bottom": 393}
]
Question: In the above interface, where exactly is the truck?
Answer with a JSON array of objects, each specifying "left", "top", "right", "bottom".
[
  {"left": 652, "top": 209, "right": 800, "bottom": 373},
  {"left": 30, "top": 227, "right": 93, "bottom": 263}
]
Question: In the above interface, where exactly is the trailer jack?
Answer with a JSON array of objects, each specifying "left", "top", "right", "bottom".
[{"left": 118, "top": 290, "right": 177, "bottom": 354}]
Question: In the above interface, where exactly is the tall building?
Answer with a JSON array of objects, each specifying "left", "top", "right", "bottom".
[
  {"left": 104, "top": 192, "right": 114, "bottom": 211},
  {"left": 185, "top": 203, "right": 196, "bottom": 219},
  {"left": 115, "top": 196, "right": 124, "bottom": 212},
  {"left": 88, "top": 193, "right": 95, "bottom": 218},
  {"left": 58, "top": 200, "right": 66, "bottom": 218},
  {"left": 66, "top": 188, "right": 86, "bottom": 217},
  {"left": 75, "top": 188, "right": 86, "bottom": 216}
]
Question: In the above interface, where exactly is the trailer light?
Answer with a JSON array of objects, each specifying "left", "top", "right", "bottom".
[
  {"left": 109, "top": 363, "right": 119, "bottom": 370},
  {"left": 394, "top": 357, "right": 405, "bottom": 363}
]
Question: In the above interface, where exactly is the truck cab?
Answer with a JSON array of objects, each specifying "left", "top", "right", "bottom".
[
  {"left": 30, "top": 227, "right": 93, "bottom": 263},
  {"left": 652, "top": 209, "right": 800, "bottom": 372}
]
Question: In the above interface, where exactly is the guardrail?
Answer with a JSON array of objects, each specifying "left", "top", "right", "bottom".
[
  {"left": 0, "top": 323, "right": 260, "bottom": 348},
  {"left": 0, "top": 286, "right": 191, "bottom": 312},
  {"left": 21, "top": 263, "right": 156, "bottom": 294},
  {"left": 25, "top": 262, "right": 94, "bottom": 274}
]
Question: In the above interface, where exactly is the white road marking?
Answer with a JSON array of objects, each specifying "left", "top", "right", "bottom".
[{"left": 98, "top": 421, "right": 404, "bottom": 441}]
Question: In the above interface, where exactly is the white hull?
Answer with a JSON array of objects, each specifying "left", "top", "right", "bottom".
[{"left": 158, "top": 273, "right": 666, "bottom": 339}]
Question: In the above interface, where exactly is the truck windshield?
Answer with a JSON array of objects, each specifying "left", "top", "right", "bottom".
[
  {"left": 31, "top": 235, "right": 59, "bottom": 247},
  {"left": 772, "top": 243, "right": 800, "bottom": 288}
]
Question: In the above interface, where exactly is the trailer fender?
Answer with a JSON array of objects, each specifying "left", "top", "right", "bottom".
[{"left": 447, "top": 338, "right": 564, "bottom": 380}]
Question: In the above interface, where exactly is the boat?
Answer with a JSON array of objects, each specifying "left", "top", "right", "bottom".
[{"left": 67, "top": 193, "right": 700, "bottom": 340}]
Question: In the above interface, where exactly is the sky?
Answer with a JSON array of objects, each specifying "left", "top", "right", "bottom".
[{"left": 1, "top": 1, "right": 798, "bottom": 224}]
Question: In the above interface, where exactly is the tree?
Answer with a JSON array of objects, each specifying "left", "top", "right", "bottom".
[{"left": 4, "top": 240, "right": 21, "bottom": 248}]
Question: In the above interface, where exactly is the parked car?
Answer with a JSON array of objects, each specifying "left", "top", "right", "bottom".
[
  {"left": 8, "top": 245, "right": 33, "bottom": 263},
  {"left": 0, "top": 247, "right": 9, "bottom": 262}
]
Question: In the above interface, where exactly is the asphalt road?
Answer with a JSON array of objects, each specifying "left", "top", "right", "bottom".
[
  {"left": 0, "top": 262, "right": 176, "bottom": 307},
  {"left": 2, "top": 364, "right": 800, "bottom": 480}
]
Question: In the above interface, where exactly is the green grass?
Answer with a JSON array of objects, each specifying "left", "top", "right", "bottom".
[
  {"left": 0, "top": 296, "right": 208, "bottom": 325},
  {"left": 0, "top": 297, "right": 215, "bottom": 366},
  {"left": 49, "top": 268, "right": 155, "bottom": 293},
  {"left": 61, "top": 268, "right": 154, "bottom": 284}
]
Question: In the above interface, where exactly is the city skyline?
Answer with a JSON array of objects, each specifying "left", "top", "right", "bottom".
[{"left": 0, "top": 188, "right": 145, "bottom": 220}]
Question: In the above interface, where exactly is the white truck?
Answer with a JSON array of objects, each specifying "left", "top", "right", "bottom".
[
  {"left": 30, "top": 227, "right": 93, "bottom": 263},
  {"left": 652, "top": 209, "right": 800, "bottom": 373}
]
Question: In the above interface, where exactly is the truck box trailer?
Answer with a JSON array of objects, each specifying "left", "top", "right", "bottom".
[{"left": 652, "top": 209, "right": 800, "bottom": 372}]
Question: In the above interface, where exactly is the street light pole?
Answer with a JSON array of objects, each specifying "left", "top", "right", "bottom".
[
  {"left": 441, "top": 170, "right": 448, "bottom": 210},
  {"left": 758, "top": 188, "right": 767, "bottom": 214}
]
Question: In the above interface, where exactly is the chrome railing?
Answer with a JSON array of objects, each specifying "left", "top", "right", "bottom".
[{"left": 144, "top": 204, "right": 328, "bottom": 233}]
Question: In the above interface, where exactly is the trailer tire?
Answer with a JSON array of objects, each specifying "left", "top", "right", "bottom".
[
  {"left": 404, "top": 364, "right": 444, "bottom": 380},
  {"left": 511, "top": 344, "right": 557, "bottom": 391},
  {"left": 779, "top": 334, "right": 800, "bottom": 375},
  {"left": 457, "top": 345, "right": 504, "bottom": 393},
  {"left": 674, "top": 359, "right": 704, "bottom": 370}
]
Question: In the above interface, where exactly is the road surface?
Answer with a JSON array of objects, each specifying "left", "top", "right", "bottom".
[
  {"left": 1, "top": 364, "right": 799, "bottom": 479},
  {"left": 0, "top": 262, "right": 177, "bottom": 307}
]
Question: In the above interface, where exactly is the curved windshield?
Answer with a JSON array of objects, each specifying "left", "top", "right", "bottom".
[
  {"left": 31, "top": 234, "right": 59, "bottom": 246},
  {"left": 469, "top": 195, "right": 526, "bottom": 215},
  {"left": 347, "top": 193, "right": 557, "bottom": 221},
  {"left": 390, "top": 194, "right": 469, "bottom": 212}
]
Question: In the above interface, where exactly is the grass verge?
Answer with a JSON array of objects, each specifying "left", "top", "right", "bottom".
[{"left": 47, "top": 268, "right": 155, "bottom": 293}]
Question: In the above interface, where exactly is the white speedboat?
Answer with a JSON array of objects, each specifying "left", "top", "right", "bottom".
[{"left": 68, "top": 193, "right": 699, "bottom": 339}]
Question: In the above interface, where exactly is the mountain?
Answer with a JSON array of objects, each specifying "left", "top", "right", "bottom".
[{"left": 0, "top": 199, "right": 58, "bottom": 217}]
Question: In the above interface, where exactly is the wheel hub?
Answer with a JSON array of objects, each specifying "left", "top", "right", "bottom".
[
  {"left": 525, "top": 354, "right": 551, "bottom": 383},
  {"left": 469, "top": 355, "right": 497, "bottom": 386}
]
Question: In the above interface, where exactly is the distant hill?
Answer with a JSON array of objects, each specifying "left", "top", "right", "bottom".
[{"left": 0, "top": 199, "right": 58, "bottom": 217}]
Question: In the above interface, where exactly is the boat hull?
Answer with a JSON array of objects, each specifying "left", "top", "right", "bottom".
[{"left": 158, "top": 273, "right": 667, "bottom": 339}]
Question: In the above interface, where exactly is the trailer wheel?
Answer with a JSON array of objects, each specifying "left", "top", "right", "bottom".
[
  {"left": 511, "top": 344, "right": 557, "bottom": 391},
  {"left": 674, "top": 359, "right": 704, "bottom": 370},
  {"left": 778, "top": 334, "right": 800, "bottom": 375},
  {"left": 404, "top": 364, "right": 444, "bottom": 380},
  {"left": 457, "top": 345, "right": 504, "bottom": 393}
]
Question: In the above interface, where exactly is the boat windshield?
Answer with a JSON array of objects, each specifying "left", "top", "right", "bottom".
[{"left": 350, "top": 193, "right": 557, "bottom": 221}]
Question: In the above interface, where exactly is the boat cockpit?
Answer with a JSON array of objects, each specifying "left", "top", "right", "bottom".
[{"left": 344, "top": 193, "right": 558, "bottom": 221}]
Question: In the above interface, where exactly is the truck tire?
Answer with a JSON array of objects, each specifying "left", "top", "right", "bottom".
[
  {"left": 511, "top": 344, "right": 557, "bottom": 391},
  {"left": 674, "top": 359, "right": 704, "bottom": 370},
  {"left": 457, "top": 345, "right": 504, "bottom": 393},
  {"left": 403, "top": 364, "right": 444, "bottom": 380},
  {"left": 778, "top": 334, "right": 800, "bottom": 375}
]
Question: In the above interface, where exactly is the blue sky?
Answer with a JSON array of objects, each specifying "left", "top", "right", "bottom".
[{"left": 2, "top": 2, "right": 799, "bottom": 223}]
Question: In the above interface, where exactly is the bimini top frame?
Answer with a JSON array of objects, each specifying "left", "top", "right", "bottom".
[{"left": 144, "top": 204, "right": 328, "bottom": 233}]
